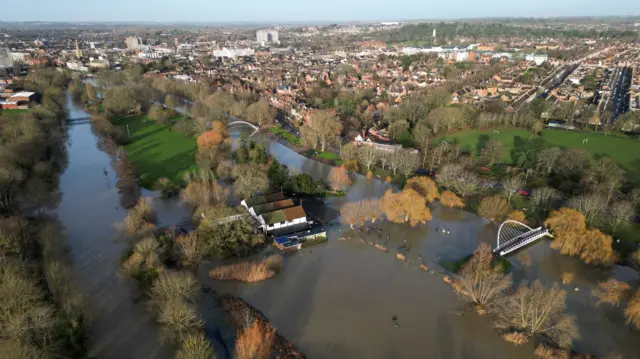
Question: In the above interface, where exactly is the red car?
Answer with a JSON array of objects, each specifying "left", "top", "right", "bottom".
[{"left": 519, "top": 189, "right": 531, "bottom": 197}]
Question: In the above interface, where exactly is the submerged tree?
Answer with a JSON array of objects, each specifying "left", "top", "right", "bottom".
[
  {"left": 591, "top": 278, "right": 631, "bottom": 307},
  {"left": 497, "top": 281, "right": 578, "bottom": 348},
  {"left": 380, "top": 189, "right": 432, "bottom": 226},
  {"left": 405, "top": 176, "right": 439, "bottom": 203},
  {"left": 456, "top": 243, "right": 511, "bottom": 312},
  {"left": 625, "top": 290, "right": 640, "bottom": 330},
  {"left": 478, "top": 196, "right": 509, "bottom": 222},
  {"left": 328, "top": 166, "right": 351, "bottom": 192},
  {"left": 544, "top": 208, "right": 617, "bottom": 266}
]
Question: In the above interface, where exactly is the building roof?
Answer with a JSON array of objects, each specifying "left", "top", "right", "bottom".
[
  {"left": 9, "top": 92, "right": 35, "bottom": 98},
  {"left": 243, "top": 193, "right": 285, "bottom": 208},
  {"left": 261, "top": 206, "right": 306, "bottom": 225},
  {"left": 269, "top": 223, "right": 325, "bottom": 239},
  {"left": 251, "top": 199, "right": 295, "bottom": 216}
]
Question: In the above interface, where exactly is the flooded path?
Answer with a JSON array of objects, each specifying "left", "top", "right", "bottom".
[{"left": 56, "top": 95, "right": 191, "bottom": 359}]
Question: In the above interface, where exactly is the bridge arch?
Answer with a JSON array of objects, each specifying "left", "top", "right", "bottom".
[
  {"left": 227, "top": 120, "right": 258, "bottom": 130},
  {"left": 496, "top": 220, "right": 532, "bottom": 248},
  {"left": 494, "top": 220, "right": 553, "bottom": 256}
]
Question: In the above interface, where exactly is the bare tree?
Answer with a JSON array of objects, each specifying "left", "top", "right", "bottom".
[
  {"left": 502, "top": 174, "right": 525, "bottom": 204},
  {"left": 498, "top": 281, "right": 578, "bottom": 348},
  {"left": 398, "top": 150, "right": 420, "bottom": 178},
  {"left": 435, "top": 163, "right": 464, "bottom": 190},
  {"left": 608, "top": 201, "right": 633, "bottom": 235},
  {"left": 378, "top": 150, "right": 391, "bottom": 170},
  {"left": 536, "top": 147, "right": 562, "bottom": 175},
  {"left": 413, "top": 123, "right": 431, "bottom": 167},
  {"left": 456, "top": 243, "right": 512, "bottom": 312},
  {"left": 308, "top": 110, "right": 342, "bottom": 151},
  {"left": 568, "top": 193, "right": 607, "bottom": 226},
  {"left": 480, "top": 139, "right": 503, "bottom": 166},
  {"left": 455, "top": 171, "right": 480, "bottom": 197},
  {"left": 531, "top": 186, "right": 559, "bottom": 209},
  {"left": 357, "top": 146, "right": 379, "bottom": 172},
  {"left": 388, "top": 149, "right": 401, "bottom": 175}
]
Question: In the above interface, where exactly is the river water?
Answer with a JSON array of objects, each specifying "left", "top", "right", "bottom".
[{"left": 56, "top": 97, "right": 639, "bottom": 359}]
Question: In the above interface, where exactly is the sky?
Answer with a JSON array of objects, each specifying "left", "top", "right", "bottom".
[{"left": 2, "top": 0, "right": 640, "bottom": 23}]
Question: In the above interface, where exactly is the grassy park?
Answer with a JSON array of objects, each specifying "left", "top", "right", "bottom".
[
  {"left": 112, "top": 115, "right": 197, "bottom": 188},
  {"left": 444, "top": 128, "right": 640, "bottom": 175}
]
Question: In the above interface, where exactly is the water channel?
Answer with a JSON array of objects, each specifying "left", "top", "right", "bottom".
[{"left": 57, "top": 96, "right": 639, "bottom": 359}]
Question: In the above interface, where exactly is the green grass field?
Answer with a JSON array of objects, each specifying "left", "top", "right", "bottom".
[
  {"left": 268, "top": 126, "right": 300, "bottom": 145},
  {"left": 444, "top": 128, "right": 640, "bottom": 175},
  {"left": 112, "top": 115, "right": 197, "bottom": 189}
]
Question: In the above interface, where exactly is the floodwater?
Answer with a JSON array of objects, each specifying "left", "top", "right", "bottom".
[
  {"left": 200, "top": 127, "right": 640, "bottom": 359},
  {"left": 55, "top": 99, "right": 639, "bottom": 359},
  {"left": 56, "top": 94, "right": 192, "bottom": 359}
]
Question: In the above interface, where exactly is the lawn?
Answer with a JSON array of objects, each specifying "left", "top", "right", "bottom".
[
  {"left": 268, "top": 126, "right": 300, "bottom": 145},
  {"left": 112, "top": 115, "right": 197, "bottom": 189},
  {"left": 443, "top": 128, "right": 640, "bottom": 175}
]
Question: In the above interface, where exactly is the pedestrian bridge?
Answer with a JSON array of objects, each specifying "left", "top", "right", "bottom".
[
  {"left": 493, "top": 220, "right": 553, "bottom": 256},
  {"left": 227, "top": 120, "right": 258, "bottom": 130}
]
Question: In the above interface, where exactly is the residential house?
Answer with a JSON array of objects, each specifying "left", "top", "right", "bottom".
[{"left": 258, "top": 206, "right": 308, "bottom": 232}]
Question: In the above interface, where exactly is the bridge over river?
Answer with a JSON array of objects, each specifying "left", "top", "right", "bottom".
[{"left": 493, "top": 220, "right": 554, "bottom": 256}]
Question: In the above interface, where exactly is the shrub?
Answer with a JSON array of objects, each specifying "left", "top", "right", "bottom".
[
  {"left": 625, "top": 290, "right": 640, "bottom": 330},
  {"left": 176, "top": 233, "right": 205, "bottom": 268},
  {"left": 534, "top": 344, "right": 570, "bottom": 359},
  {"left": 502, "top": 332, "right": 529, "bottom": 346},
  {"left": 234, "top": 320, "right": 275, "bottom": 359},
  {"left": 157, "top": 300, "right": 203, "bottom": 343},
  {"left": 561, "top": 272, "right": 574, "bottom": 285},
  {"left": 209, "top": 255, "right": 283, "bottom": 282},
  {"left": 176, "top": 333, "right": 215, "bottom": 359},
  {"left": 149, "top": 271, "right": 199, "bottom": 306}
]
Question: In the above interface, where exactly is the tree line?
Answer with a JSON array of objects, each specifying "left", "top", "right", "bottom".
[{"left": 1, "top": 68, "right": 89, "bottom": 359}]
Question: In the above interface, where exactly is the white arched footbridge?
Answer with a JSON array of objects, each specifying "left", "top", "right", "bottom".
[
  {"left": 227, "top": 120, "right": 259, "bottom": 137},
  {"left": 494, "top": 220, "right": 553, "bottom": 256}
]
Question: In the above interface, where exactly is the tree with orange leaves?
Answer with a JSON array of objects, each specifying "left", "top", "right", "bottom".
[
  {"left": 626, "top": 290, "right": 640, "bottom": 330},
  {"left": 544, "top": 208, "right": 618, "bottom": 266},
  {"left": 506, "top": 210, "right": 527, "bottom": 224},
  {"left": 234, "top": 320, "right": 275, "bottom": 359},
  {"left": 401, "top": 188, "right": 432, "bottom": 225},
  {"left": 591, "top": 278, "right": 631, "bottom": 307},
  {"left": 439, "top": 191, "right": 464, "bottom": 209},
  {"left": 405, "top": 176, "right": 439, "bottom": 203},
  {"left": 328, "top": 166, "right": 351, "bottom": 191},
  {"left": 342, "top": 159, "right": 358, "bottom": 173},
  {"left": 380, "top": 189, "right": 432, "bottom": 226},
  {"left": 197, "top": 129, "right": 224, "bottom": 149}
]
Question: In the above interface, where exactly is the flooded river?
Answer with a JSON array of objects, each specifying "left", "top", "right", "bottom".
[
  {"left": 56, "top": 98, "right": 639, "bottom": 359},
  {"left": 56, "top": 95, "right": 191, "bottom": 359}
]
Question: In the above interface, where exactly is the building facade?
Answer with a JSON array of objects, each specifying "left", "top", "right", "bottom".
[
  {"left": 256, "top": 30, "right": 279, "bottom": 45},
  {"left": 125, "top": 36, "right": 142, "bottom": 50}
]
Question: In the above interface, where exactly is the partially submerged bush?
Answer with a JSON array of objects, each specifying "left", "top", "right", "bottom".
[
  {"left": 561, "top": 272, "right": 574, "bottom": 285},
  {"left": 209, "top": 255, "right": 283, "bottom": 282},
  {"left": 234, "top": 320, "right": 275, "bottom": 359},
  {"left": 502, "top": 332, "right": 529, "bottom": 346}
]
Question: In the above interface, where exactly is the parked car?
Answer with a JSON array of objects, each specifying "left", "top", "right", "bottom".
[{"left": 519, "top": 189, "right": 531, "bottom": 197}]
